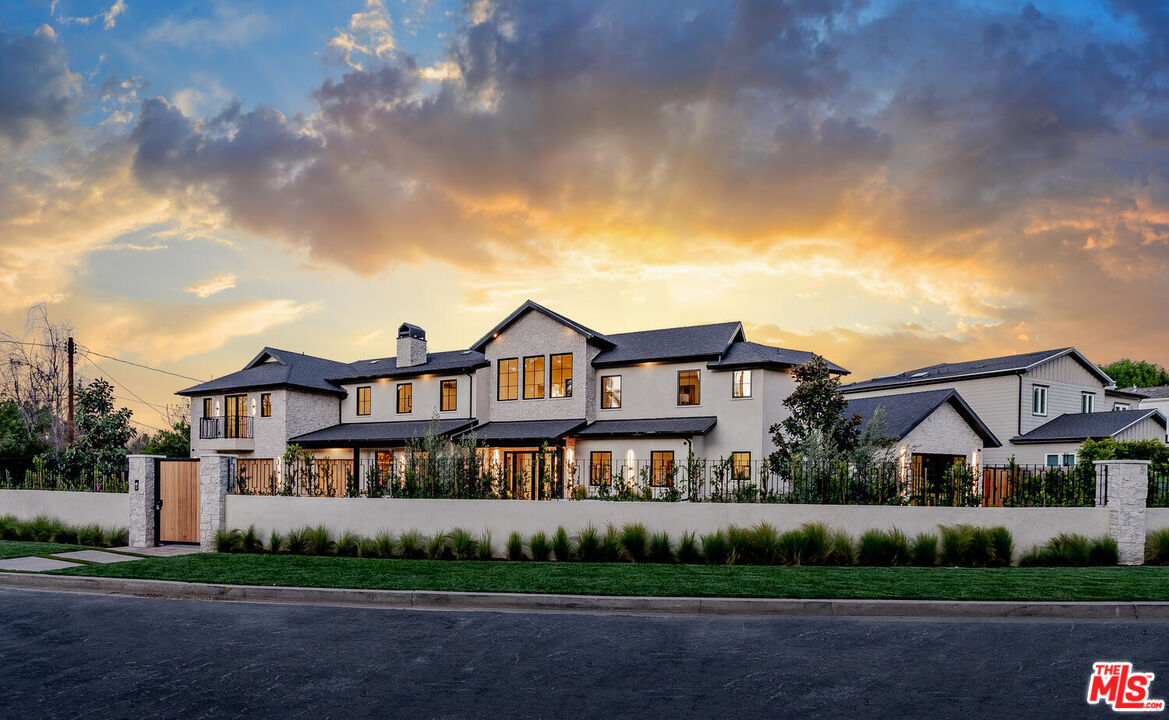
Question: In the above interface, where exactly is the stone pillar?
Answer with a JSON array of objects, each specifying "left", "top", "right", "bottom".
[
  {"left": 128, "top": 455, "right": 164, "bottom": 548},
  {"left": 1096, "top": 459, "right": 1149, "bottom": 566},
  {"left": 199, "top": 454, "right": 236, "bottom": 552}
]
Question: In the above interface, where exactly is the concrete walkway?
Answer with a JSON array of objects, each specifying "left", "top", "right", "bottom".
[{"left": 0, "top": 545, "right": 198, "bottom": 573}]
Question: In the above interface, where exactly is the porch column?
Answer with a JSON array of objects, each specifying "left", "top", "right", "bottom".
[
  {"left": 127, "top": 454, "right": 164, "bottom": 548},
  {"left": 1096, "top": 459, "right": 1149, "bottom": 565},
  {"left": 352, "top": 446, "right": 360, "bottom": 495},
  {"left": 199, "top": 454, "right": 237, "bottom": 552}
]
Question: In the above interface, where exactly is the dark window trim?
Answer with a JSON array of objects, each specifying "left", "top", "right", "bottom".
[
  {"left": 589, "top": 451, "right": 612, "bottom": 487},
  {"left": 677, "top": 369, "right": 701, "bottom": 407},
  {"left": 497, "top": 357, "right": 519, "bottom": 401},
  {"left": 260, "top": 392, "right": 272, "bottom": 418},
  {"left": 396, "top": 382, "right": 413, "bottom": 414},
  {"left": 732, "top": 369, "right": 752, "bottom": 399},
  {"left": 650, "top": 450, "right": 675, "bottom": 487},
  {"left": 356, "top": 386, "right": 372, "bottom": 416},
  {"left": 550, "top": 352, "right": 573, "bottom": 399},
  {"left": 440, "top": 378, "right": 458, "bottom": 412},
  {"left": 731, "top": 451, "right": 751, "bottom": 479},
  {"left": 523, "top": 355, "right": 546, "bottom": 400},
  {"left": 601, "top": 374, "right": 622, "bottom": 409},
  {"left": 202, "top": 397, "right": 213, "bottom": 417}
]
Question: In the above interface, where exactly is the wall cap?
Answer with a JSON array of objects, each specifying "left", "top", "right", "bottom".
[{"left": 1092, "top": 459, "right": 1151, "bottom": 465}]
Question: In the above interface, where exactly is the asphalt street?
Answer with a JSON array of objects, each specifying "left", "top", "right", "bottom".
[{"left": 1, "top": 587, "right": 1166, "bottom": 719}]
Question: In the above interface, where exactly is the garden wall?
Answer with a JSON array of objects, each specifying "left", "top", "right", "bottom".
[
  {"left": 0, "top": 490, "right": 128, "bottom": 529},
  {"left": 1147, "top": 508, "right": 1169, "bottom": 532},
  {"left": 226, "top": 495, "right": 1109, "bottom": 557}
]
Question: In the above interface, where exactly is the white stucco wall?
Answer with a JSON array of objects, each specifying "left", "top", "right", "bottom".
[
  {"left": 900, "top": 401, "right": 985, "bottom": 459},
  {"left": 0, "top": 490, "right": 129, "bottom": 528},
  {"left": 338, "top": 374, "right": 477, "bottom": 424}
]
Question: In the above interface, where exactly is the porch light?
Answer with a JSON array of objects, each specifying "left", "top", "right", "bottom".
[
  {"left": 251, "top": 399, "right": 257, "bottom": 416},
  {"left": 214, "top": 400, "right": 221, "bottom": 416}
]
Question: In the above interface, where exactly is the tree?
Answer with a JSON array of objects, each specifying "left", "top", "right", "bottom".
[
  {"left": 768, "top": 355, "right": 861, "bottom": 468},
  {"left": 0, "top": 305, "right": 73, "bottom": 451},
  {"left": 48, "top": 378, "right": 134, "bottom": 476},
  {"left": 1099, "top": 359, "right": 1169, "bottom": 389},
  {"left": 140, "top": 417, "right": 191, "bottom": 458}
]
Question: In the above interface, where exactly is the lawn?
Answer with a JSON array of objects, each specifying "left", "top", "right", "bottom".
[
  {"left": 0, "top": 540, "right": 91, "bottom": 559},
  {"left": 48, "top": 552, "right": 1169, "bottom": 601}
]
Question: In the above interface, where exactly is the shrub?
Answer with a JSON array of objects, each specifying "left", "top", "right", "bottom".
[
  {"left": 1018, "top": 533, "right": 1117, "bottom": 567},
  {"left": 751, "top": 524, "right": 783, "bottom": 564},
  {"left": 857, "top": 528, "right": 908, "bottom": 566},
  {"left": 909, "top": 533, "right": 938, "bottom": 566},
  {"left": 575, "top": 524, "right": 602, "bottom": 562},
  {"left": 239, "top": 525, "right": 263, "bottom": 553},
  {"left": 285, "top": 527, "right": 310, "bottom": 555},
  {"left": 939, "top": 525, "right": 1012, "bottom": 567},
  {"left": 648, "top": 531, "right": 673, "bottom": 563},
  {"left": 1148, "top": 528, "right": 1169, "bottom": 565},
  {"left": 268, "top": 530, "right": 284, "bottom": 554},
  {"left": 306, "top": 526, "right": 335, "bottom": 556},
  {"left": 800, "top": 523, "right": 833, "bottom": 565},
  {"left": 1088, "top": 537, "right": 1119, "bottom": 566},
  {"left": 477, "top": 530, "right": 495, "bottom": 560},
  {"left": 336, "top": 531, "right": 359, "bottom": 557},
  {"left": 602, "top": 525, "right": 621, "bottom": 562},
  {"left": 552, "top": 526, "right": 572, "bottom": 561},
  {"left": 370, "top": 531, "right": 396, "bottom": 558},
  {"left": 357, "top": 537, "right": 379, "bottom": 558},
  {"left": 529, "top": 531, "right": 552, "bottom": 561},
  {"left": 725, "top": 525, "right": 752, "bottom": 565},
  {"left": 506, "top": 531, "right": 525, "bottom": 561},
  {"left": 449, "top": 528, "right": 478, "bottom": 560},
  {"left": 426, "top": 532, "right": 451, "bottom": 560},
  {"left": 988, "top": 527, "right": 1013, "bottom": 567},
  {"left": 0, "top": 516, "right": 17, "bottom": 541},
  {"left": 215, "top": 529, "right": 242, "bottom": 553},
  {"left": 104, "top": 526, "right": 129, "bottom": 547},
  {"left": 777, "top": 529, "right": 807, "bottom": 566},
  {"left": 701, "top": 530, "right": 729, "bottom": 565},
  {"left": 399, "top": 530, "right": 425, "bottom": 559},
  {"left": 77, "top": 524, "right": 104, "bottom": 548},
  {"left": 28, "top": 516, "right": 57, "bottom": 543},
  {"left": 677, "top": 531, "right": 701, "bottom": 564},
  {"left": 618, "top": 523, "right": 648, "bottom": 562}
]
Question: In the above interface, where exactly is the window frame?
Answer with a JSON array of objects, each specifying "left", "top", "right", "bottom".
[
  {"left": 202, "top": 397, "right": 213, "bottom": 418},
  {"left": 396, "top": 383, "right": 413, "bottom": 414},
  {"left": 1114, "top": 402, "right": 1131, "bottom": 411},
  {"left": 356, "top": 386, "right": 372, "bottom": 416},
  {"left": 732, "top": 370, "right": 752, "bottom": 399},
  {"left": 497, "top": 358, "right": 519, "bottom": 401},
  {"left": 650, "top": 450, "right": 675, "bottom": 487},
  {"left": 601, "top": 375, "right": 622, "bottom": 409},
  {"left": 589, "top": 451, "right": 612, "bottom": 487},
  {"left": 677, "top": 369, "right": 701, "bottom": 407},
  {"left": 1045, "top": 453, "right": 1060, "bottom": 467},
  {"left": 1032, "top": 385, "right": 1048, "bottom": 417},
  {"left": 523, "top": 355, "right": 546, "bottom": 399},
  {"left": 440, "top": 379, "right": 458, "bottom": 412},
  {"left": 1062, "top": 453, "right": 1076, "bottom": 467},
  {"left": 731, "top": 451, "right": 751, "bottom": 479},
  {"left": 260, "top": 393, "right": 272, "bottom": 418},
  {"left": 549, "top": 353, "right": 573, "bottom": 398},
  {"left": 1081, "top": 392, "right": 1095, "bottom": 413}
]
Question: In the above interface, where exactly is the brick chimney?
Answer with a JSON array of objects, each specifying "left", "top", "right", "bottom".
[{"left": 397, "top": 323, "right": 427, "bottom": 367}]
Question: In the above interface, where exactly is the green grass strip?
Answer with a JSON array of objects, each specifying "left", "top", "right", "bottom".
[{"left": 0, "top": 540, "right": 92, "bottom": 559}]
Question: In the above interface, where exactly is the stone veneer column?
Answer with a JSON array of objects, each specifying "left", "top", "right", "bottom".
[
  {"left": 127, "top": 455, "right": 164, "bottom": 548},
  {"left": 1097, "top": 459, "right": 1149, "bottom": 566},
  {"left": 199, "top": 454, "right": 237, "bottom": 552}
]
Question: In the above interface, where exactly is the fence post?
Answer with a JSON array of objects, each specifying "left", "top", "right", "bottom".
[
  {"left": 1096, "top": 459, "right": 1149, "bottom": 565},
  {"left": 199, "top": 454, "right": 237, "bottom": 552},
  {"left": 128, "top": 455, "right": 164, "bottom": 548}
]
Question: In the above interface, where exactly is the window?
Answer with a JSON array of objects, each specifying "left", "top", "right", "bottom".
[
  {"left": 1032, "top": 385, "right": 1047, "bottom": 416},
  {"left": 550, "top": 353, "right": 573, "bottom": 398},
  {"left": 260, "top": 393, "right": 271, "bottom": 418},
  {"left": 397, "top": 383, "right": 412, "bottom": 414},
  {"left": 650, "top": 451, "right": 675, "bottom": 487},
  {"left": 1081, "top": 392, "right": 1095, "bottom": 413},
  {"left": 523, "top": 356, "right": 545, "bottom": 399},
  {"left": 677, "top": 370, "right": 700, "bottom": 406},
  {"left": 1063, "top": 453, "right": 1076, "bottom": 467},
  {"left": 202, "top": 398, "right": 213, "bottom": 418},
  {"left": 375, "top": 451, "right": 393, "bottom": 475},
  {"left": 601, "top": 375, "right": 621, "bottom": 409},
  {"left": 1046, "top": 453, "right": 1075, "bottom": 467},
  {"left": 731, "top": 452, "right": 751, "bottom": 479},
  {"left": 498, "top": 358, "right": 518, "bottom": 401},
  {"left": 732, "top": 370, "right": 752, "bottom": 398},
  {"left": 589, "top": 451, "right": 612, "bottom": 486},
  {"left": 440, "top": 379, "right": 458, "bottom": 412},
  {"left": 1114, "top": 403, "right": 1131, "bottom": 411},
  {"left": 357, "top": 386, "right": 371, "bottom": 416},
  {"left": 1046, "top": 453, "right": 1059, "bottom": 467}
]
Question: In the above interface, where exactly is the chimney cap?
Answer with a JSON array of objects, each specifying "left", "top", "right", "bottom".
[{"left": 397, "top": 323, "right": 425, "bottom": 340}]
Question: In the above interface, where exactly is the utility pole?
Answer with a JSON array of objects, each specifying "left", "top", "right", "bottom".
[{"left": 67, "top": 336, "right": 75, "bottom": 445}]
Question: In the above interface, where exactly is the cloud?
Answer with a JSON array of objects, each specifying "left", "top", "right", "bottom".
[
  {"left": 349, "top": 329, "right": 383, "bottom": 345},
  {"left": 144, "top": 3, "right": 270, "bottom": 48},
  {"left": 0, "top": 30, "right": 81, "bottom": 147},
  {"left": 50, "top": 0, "right": 128, "bottom": 30},
  {"left": 128, "top": 299, "right": 319, "bottom": 363},
  {"left": 328, "top": 0, "right": 396, "bottom": 71},
  {"left": 186, "top": 273, "right": 237, "bottom": 298}
]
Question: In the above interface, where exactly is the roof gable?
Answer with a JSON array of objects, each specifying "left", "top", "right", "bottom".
[
  {"left": 592, "top": 321, "right": 744, "bottom": 367},
  {"left": 177, "top": 347, "right": 351, "bottom": 397},
  {"left": 842, "top": 347, "right": 1112, "bottom": 393},
  {"left": 709, "top": 341, "right": 849, "bottom": 375},
  {"left": 470, "top": 300, "right": 614, "bottom": 352},
  {"left": 1011, "top": 409, "right": 1167, "bottom": 443},
  {"left": 846, "top": 388, "right": 1001, "bottom": 447}
]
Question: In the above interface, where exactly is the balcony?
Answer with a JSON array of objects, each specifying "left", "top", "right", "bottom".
[{"left": 198, "top": 416, "right": 255, "bottom": 452}]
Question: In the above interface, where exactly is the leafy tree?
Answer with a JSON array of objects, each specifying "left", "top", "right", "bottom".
[
  {"left": 0, "top": 400, "right": 48, "bottom": 461},
  {"left": 768, "top": 355, "right": 861, "bottom": 468},
  {"left": 1099, "top": 359, "right": 1169, "bottom": 389},
  {"left": 46, "top": 378, "right": 134, "bottom": 477},
  {"left": 1078, "top": 437, "right": 1169, "bottom": 472},
  {"left": 140, "top": 418, "right": 190, "bottom": 458}
]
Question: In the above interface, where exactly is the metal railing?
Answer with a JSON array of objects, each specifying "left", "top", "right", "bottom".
[
  {"left": 1150, "top": 469, "right": 1169, "bottom": 508},
  {"left": 0, "top": 459, "right": 128, "bottom": 493},
  {"left": 199, "top": 416, "right": 253, "bottom": 440}
]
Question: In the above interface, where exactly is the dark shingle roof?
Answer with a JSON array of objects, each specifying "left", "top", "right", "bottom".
[
  {"left": 456, "top": 419, "right": 585, "bottom": 444},
  {"left": 470, "top": 300, "right": 614, "bottom": 352},
  {"left": 328, "top": 349, "right": 489, "bottom": 383},
  {"left": 708, "top": 341, "right": 849, "bottom": 374},
  {"left": 574, "top": 417, "right": 717, "bottom": 438},
  {"left": 592, "top": 322, "right": 744, "bottom": 367},
  {"left": 1011, "top": 410, "right": 1166, "bottom": 444},
  {"left": 1121, "top": 385, "right": 1169, "bottom": 399},
  {"left": 176, "top": 348, "right": 351, "bottom": 397},
  {"left": 845, "top": 388, "right": 1001, "bottom": 447},
  {"left": 842, "top": 347, "right": 1112, "bottom": 393},
  {"left": 289, "top": 419, "right": 476, "bottom": 448}
]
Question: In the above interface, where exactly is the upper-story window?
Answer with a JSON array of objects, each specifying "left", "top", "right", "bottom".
[
  {"left": 397, "top": 383, "right": 412, "bottom": 414},
  {"left": 601, "top": 375, "right": 621, "bottom": 409},
  {"left": 524, "top": 356, "right": 545, "bottom": 399},
  {"left": 441, "top": 379, "right": 458, "bottom": 412},
  {"left": 550, "top": 353, "right": 573, "bottom": 398},
  {"left": 260, "top": 393, "right": 272, "bottom": 418},
  {"left": 498, "top": 358, "right": 518, "bottom": 401},
  {"left": 1114, "top": 402, "right": 1131, "bottom": 411},
  {"left": 1031, "top": 385, "right": 1047, "bottom": 416},
  {"left": 732, "top": 370, "right": 752, "bottom": 398},
  {"left": 202, "top": 397, "right": 213, "bottom": 418},
  {"left": 678, "top": 370, "right": 701, "bottom": 406},
  {"left": 357, "top": 386, "right": 372, "bottom": 416},
  {"left": 1081, "top": 392, "right": 1095, "bottom": 413}
]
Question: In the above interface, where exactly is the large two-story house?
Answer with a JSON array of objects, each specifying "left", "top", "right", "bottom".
[{"left": 841, "top": 348, "right": 1168, "bottom": 467}]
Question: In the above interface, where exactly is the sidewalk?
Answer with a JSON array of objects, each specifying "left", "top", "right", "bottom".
[{"left": 0, "top": 545, "right": 200, "bottom": 573}]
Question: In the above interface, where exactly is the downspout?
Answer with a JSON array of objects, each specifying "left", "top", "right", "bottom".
[{"left": 1017, "top": 372, "right": 1024, "bottom": 436}]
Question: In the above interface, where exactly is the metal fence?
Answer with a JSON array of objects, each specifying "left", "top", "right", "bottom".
[
  {"left": 0, "top": 459, "right": 129, "bottom": 493},
  {"left": 1150, "top": 469, "right": 1169, "bottom": 508}
]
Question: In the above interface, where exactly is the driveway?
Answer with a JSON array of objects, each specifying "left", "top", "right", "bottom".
[{"left": 1, "top": 587, "right": 1164, "bottom": 719}]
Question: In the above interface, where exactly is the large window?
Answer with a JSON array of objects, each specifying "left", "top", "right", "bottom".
[
  {"left": 498, "top": 358, "right": 518, "bottom": 401},
  {"left": 441, "top": 379, "right": 458, "bottom": 412},
  {"left": 732, "top": 370, "right": 752, "bottom": 398},
  {"left": 524, "top": 356, "right": 545, "bottom": 399},
  {"left": 731, "top": 451, "right": 751, "bottom": 479},
  {"left": 590, "top": 451, "right": 612, "bottom": 486},
  {"left": 1046, "top": 453, "right": 1076, "bottom": 467},
  {"left": 601, "top": 375, "right": 621, "bottom": 409},
  {"left": 650, "top": 451, "right": 675, "bottom": 487},
  {"left": 1032, "top": 385, "right": 1048, "bottom": 416},
  {"left": 397, "top": 383, "right": 412, "bottom": 414},
  {"left": 375, "top": 451, "right": 394, "bottom": 475},
  {"left": 1081, "top": 392, "right": 1095, "bottom": 413},
  {"left": 357, "top": 386, "right": 371, "bottom": 416},
  {"left": 550, "top": 353, "right": 573, "bottom": 398},
  {"left": 677, "top": 370, "right": 700, "bottom": 406},
  {"left": 260, "top": 393, "right": 272, "bottom": 418},
  {"left": 202, "top": 397, "right": 213, "bottom": 418}
]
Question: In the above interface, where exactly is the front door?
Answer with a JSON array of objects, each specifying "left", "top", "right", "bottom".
[
  {"left": 224, "top": 394, "right": 247, "bottom": 439},
  {"left": 503, "top": 452, "right": 536, "bottom": 500},
  {"left": 157, "top": 459, "right": 200, "bottom": 543}
]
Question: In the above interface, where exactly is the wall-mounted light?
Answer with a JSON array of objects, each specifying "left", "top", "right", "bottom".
[{"left": 251, "top": 399, "right": 257, "bottom": 417}]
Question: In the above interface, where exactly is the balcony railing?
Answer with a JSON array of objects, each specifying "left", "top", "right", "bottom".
[{"left": 199, "top": 416, "right": 253, "bottom": 440}]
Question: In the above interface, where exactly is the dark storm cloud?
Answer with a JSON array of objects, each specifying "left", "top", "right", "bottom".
[{"left": 0, "top": 30, "right": 78, "bottom": 146}]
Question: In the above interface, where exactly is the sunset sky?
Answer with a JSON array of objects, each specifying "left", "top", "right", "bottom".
[{"left": 2, "top": 0, "right": 1168, "bottom": 432}]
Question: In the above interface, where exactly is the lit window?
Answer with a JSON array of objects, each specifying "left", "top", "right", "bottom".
[
  {"left": 440, "top": 379, "right": 457, "bottom": 412},
  {"left": 524, "top": 356, "right": 545, "bottom": 399},
  {"left": 357, "top": 386, "right": 371, "bottom": 416},
  {"left": 601, "top": 375, "right": 621, "bottom": 409},
  {"left": 397, "top": 383, "right": 412, "bottom": 414},
  {"left": 677, "top": 370, "right": 700, "bottom": 406},
  {"left": 732, "top": 370, "right": 752, "bottom": 398},
  {"left": 202, "top": 398, "right": 213, "bottom": 418},
  {"left": 550, "top": 353, "right": 573, "bottom": 398},
  {"left": 1032, "top": 386, "right": 1047, "bottom": 416},
  {"left": 590, "top": 451, "right": 612, "bottom": 487},
  {"left": 1081, "top": 392, "right": 1095, "bottom": 413},
  {"left": 650, "top": 451, "right": 675, "bottom": 487},
  {"left": 498, "top": 358, "right": 518, "bottom": 401},
  {"left": 260, "top": 393, "right": 271, "bottom": 418},
  {"left": 376, "top": 451, "right": 393, "bottom": 474},
  {"left": 731, "top": 451, "right": 751, "bottom": 479}
]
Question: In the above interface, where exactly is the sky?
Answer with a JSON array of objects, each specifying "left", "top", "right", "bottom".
[{"left": 1, "top": 0, "right": 1168, "bottom": 432}]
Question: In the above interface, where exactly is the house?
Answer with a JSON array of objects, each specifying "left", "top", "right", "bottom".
[
  {"left": 178, "top": 300, "right": 852, "bottom": 496},
  {"left": 1113, "top": 386, "right": 1169, "bottom": 441},
  {"left": 842, "top": 348, "right": 1168, "bottom": 466}
]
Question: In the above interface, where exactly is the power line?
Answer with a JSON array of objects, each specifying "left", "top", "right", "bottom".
[
  {"left": 83, "top": 354, "right": 171, "bottom": 415},
  {"left": 0, "top": 338, "right": 62, "bottom": 350},
  {"left": 76, "top": 345, "right": 205, "bottom": 383}
]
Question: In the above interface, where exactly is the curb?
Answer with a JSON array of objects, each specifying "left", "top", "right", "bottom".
[{"left": 2, "top": 572, "right": 1168, "bottom": 619}]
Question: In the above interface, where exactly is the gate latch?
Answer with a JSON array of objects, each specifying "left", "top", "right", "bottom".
[{"left": 154, "top": 500, "right": 162, "bottom": 511}]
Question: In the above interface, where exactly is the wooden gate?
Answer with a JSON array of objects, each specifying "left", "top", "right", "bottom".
[{"left": 158, "top": 459, "right": 200, "bottom": 543}]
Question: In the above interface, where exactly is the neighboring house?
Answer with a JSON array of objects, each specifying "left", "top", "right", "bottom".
[
  {"left": 1106, "top": 386, "right": 1147, "bottom": 411},
  {"left": 1114, "top": 386, "right": 1169, "bottom": 441},
  {"left": 841, "top": 348, "right": 1167, "bottom": 466},
  {"left": 177, "top": 300, "right": 849, "bottom": 496},
  {"left": 845, "top": 389, "right": 1001, "bottom": 480}
]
